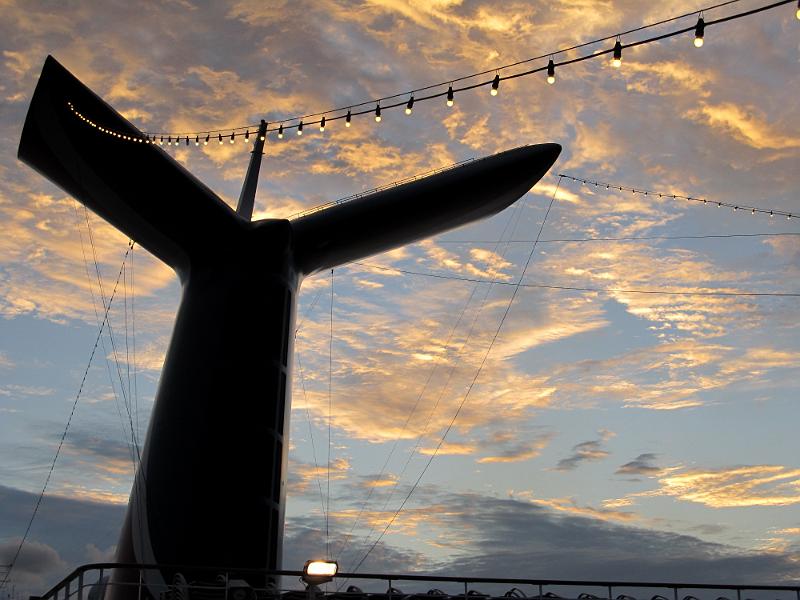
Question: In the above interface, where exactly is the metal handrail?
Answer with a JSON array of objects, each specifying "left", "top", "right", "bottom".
[{"left": 37, "top": 563, "right": 800, "bottom": 600}]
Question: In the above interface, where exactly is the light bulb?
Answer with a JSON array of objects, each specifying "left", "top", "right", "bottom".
[
  {"left": 245, "top": 130, "right": 250, "bottom": 142},
  {"left": 446, "top": 85, "right": 454, "bottom": 107},
  {"left": 375, "top": 104, "right": 381, "bottom": 122},
  {"left": 694, "top": 16, "right": 705, "bottom": 47},
  {"left": 278, "top": 124, "right": 284, "bottom": 139},
  {"left": 345, "top": 109, "right": 352, "bottom": 127},
  {"left": 491, "top": 74, "right": 499, "bottom": 96},
  {"left": 297, "top": 121, "right": 303, "bottom": 135},
  {"left": 405, "top": 96, "right": 414, "bottom": 115},
  {"left": 195, "top": 135, "right": 200, "bottom": 146},
  {"left": 204, "top": 134, "right": 209, "bottom": 145},
  {"left": 230, "top": 132, "right": 235, "bottom": 143},
  {"left": 547, "top": 59, "right": 555, "bottom": 84},
  {"left": 320, "top": 116, "right": 326, "bottom": 132},
  {"left": 612, "top": 40, "right": 622, "bottom": 68}
]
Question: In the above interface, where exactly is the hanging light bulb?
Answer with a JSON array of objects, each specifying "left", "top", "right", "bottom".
[
  {"left": 491, "top": 74, "right": 499, "bottom": 96},
  {"left": 547, "top": 59, "right": 556, "bottom": 84},
  {"left": 185, "top": 136, "right": 190, "bottom": 146},
  {"left": 405, "top": 96, "right": 414, "bottom": 115},
  {"left": 204, "top": 134, "right": 209, "bottom": 145},
  {"left": 297, "top": 121, "right": 303, "bottom": 135},
  {"left": 167, "top": 136, "right": 172, "bottom": 145},
  {"left": 694, "top": 16, "right": 705, "bottom": 47},
  {"left": 446, "top": 85, "right": 454, "bottom": 107},
  {"left": 320, "top": 116, "right": 326, "bottom": 132},
  {"left": 375, "top": 104, "right": 381, "bottom": 122},
  {"left": 245, "top": 130, "right": 250, "bottom": 142},
  {"left": 796, "top": 0, "right": 799, "bottom": 20},
  {"left": 259, "top": 122, "right": 266, "bottom": 141},
  {"left": 611, "top": 39, "right": 622, "bottom": 68},
  {"left": 195, "top": 135, "right": 200, "bottom": 146},
  {"left": 229, "top": 132, "right": 234, "bottom": 143},
  {"left": 278, "top": 124, "right": 284, "bottom": 139},
  {"left": 345, "top": 109, "right": 352, "bottom": 127},
  {"left": 218, "top": 133, "right": 223, "bottom": 144}
]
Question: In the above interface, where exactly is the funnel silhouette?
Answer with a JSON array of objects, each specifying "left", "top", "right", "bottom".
[{"left": 18, "top": 56, "right": 560, "bottom": 592}]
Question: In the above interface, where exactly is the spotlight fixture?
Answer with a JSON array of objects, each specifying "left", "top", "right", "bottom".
[
  {"left": 694, "top": 16, "right": 705, "bottom": 47},
  {"left": 446, "top": 85, "right": 454, "bottom": 106},
  {"left": 547, "top": 59, "right": 556, "bottom": 84},
  {"left": 302, "top": 560, "right": 338, "bottom": 586},
  {"left": 491, "top": 74, "right": 499, "bottom": 95}
]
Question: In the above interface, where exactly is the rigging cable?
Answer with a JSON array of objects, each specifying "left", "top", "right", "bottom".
[
  {"left": 327, "top": 268, "right": 334, "bottom": 560},
  {"left": 336, "top": 174, "right": 537, "bottom": 570},
  {"left": 350, "top": 263, "right": 800, "bottom": 298},
  {"left": 347, "top": 179, "right": 563, "bottom": 575},
  {"left": 0, "top": 242, "right": 134, "bottom": 591}
]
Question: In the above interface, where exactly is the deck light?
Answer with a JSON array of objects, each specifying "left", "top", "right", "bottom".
[{"left": 302, "top": 560, "right": 338, "bottom": 585}]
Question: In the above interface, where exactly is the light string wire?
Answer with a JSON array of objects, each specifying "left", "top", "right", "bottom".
[
  {"left": 0, "top": 241, "right": 134, "bottom": 591},
  {"left": 66, "top": 0, "right": 795, "bottom": 143},
  {"left": 347, "top": 178, "right": 562, "bottom": 575},
  {"left": 560, "top": 174, "right": 796, "bottom": 219}
]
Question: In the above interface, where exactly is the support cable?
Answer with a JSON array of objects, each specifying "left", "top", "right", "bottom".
[
  {"left": 337, "top": 183, "right": 536, "bottom": 570},
  {"left": 350, "top": 262, "right": 800, "bottom": 298},
  {"left": 348, "top": 178, "right": 558, "bottom": 573},
  {"left": 326, "top": 268, "right": 334, "bottom": 560},
  {"left": 0, "top": 242, "right": 133, "bottom": 591}
]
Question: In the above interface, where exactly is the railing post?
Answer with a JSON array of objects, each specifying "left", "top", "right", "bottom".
[
  {"left": 737, "top": 590, "right": 741, "bottom": 600},
  {"left": 538, "top": 584, "right": 543, "bottom": 599},
  {"left": 464, "top": 581, "right": 468, "bottom": 600},
  {"left": 608, "top": 586, "right": 612, "bottom": 600},
  {"left": 77, "top": 572, "right": 84, "bottom": 600},
  {"left": 137, "top": 568, "right": 142, "bottom": 600},
  {"left": 66, "top": 578, "right": 71, "bottom": 600},
  {"left": 673, "top": 588, "right": 678, "bottom": 600}
]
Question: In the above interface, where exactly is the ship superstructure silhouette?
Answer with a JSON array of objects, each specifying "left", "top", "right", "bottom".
[{"left": 17, "top": 56, "right": 561, "bottom": 597}]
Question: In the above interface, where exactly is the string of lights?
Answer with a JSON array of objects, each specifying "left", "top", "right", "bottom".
[
  {"left": 560, "top": 174, "right": 795, "bottom": 219},
  {"left": 65, "top": 0, "right": 798, "bottom": 148}
]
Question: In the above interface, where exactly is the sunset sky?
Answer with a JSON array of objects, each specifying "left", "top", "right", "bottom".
[{"left": 1, "top": 0, "right": 799, "bottom": 595}]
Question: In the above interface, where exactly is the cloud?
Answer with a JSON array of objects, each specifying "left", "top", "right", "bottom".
[
  {"left": 643, "top": 465, "right": 800, "bottom": 508},
  {"left": 686, "top": 103, "right": 800, "bottom": 150},
  {"left": 0, "top": 538, "right": 67, "bottom": 592},
  {"left": 555, "top": 430, "right": 615, "bottom": 471},
  {"left": 616, "top": 453, "right": 664, "bottom": 477}
]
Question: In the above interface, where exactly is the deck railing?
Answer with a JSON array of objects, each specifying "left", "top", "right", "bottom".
[{"left": 33, "top": 563, "right": 800, "bottom": 600}]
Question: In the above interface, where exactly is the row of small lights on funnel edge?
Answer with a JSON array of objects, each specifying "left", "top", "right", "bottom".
[{"left": 66, "top": 13, "right": 741, "bottom": 147}]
